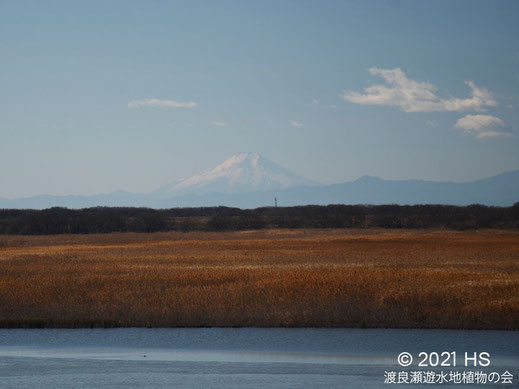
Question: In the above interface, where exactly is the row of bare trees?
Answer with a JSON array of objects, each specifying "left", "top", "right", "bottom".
[{"left": 0, "top": 203, "right": 518, "bottom": 234}]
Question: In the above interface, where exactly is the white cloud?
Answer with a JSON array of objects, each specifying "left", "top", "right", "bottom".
[
  {"left": 290, "top": 120, "right": 303, "bottom": 127},
  {"left": 42, "top": 122, "right": 58, "bottom": 130},
  {"left": 128, "top": 98, "right": 197, "bottom": 109},
  {"left": 210, "top": 121, "right": 226, "bottom": 127},
  {"left": 425, "top": 120, "right": 437, "bottom": 126},
  {"left": 455, "top": 114, "right": 508, "bottom": 139},
  {"left": 311, "top": 99, "right": 320, "bottom": 106},
  {"left": 342, "top": 67, "right": 497, "bottom": 113}
]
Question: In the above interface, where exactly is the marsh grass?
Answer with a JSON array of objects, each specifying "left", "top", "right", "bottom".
[{"left": 0, "top": 229, "right": 517, "bottom": 329}]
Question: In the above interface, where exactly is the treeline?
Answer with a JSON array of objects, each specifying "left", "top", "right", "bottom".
[{"left": 0, "top": 203, "right": 518, "bottom": 234}]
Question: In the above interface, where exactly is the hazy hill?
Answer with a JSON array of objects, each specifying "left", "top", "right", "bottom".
[{"left": 0, "top": 154, "right": 518, "bottom": 209}]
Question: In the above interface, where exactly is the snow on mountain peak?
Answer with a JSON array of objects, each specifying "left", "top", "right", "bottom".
[
  {"left": 214, "top": 152, "right": 260, "bottom": 172},
  {"left": 155, "top": 153, "right": 316, "bottom": 196}
]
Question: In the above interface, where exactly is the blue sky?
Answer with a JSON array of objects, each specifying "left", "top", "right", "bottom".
[{"left": 1, "top": 0, "right": 518, "bottom": 197}]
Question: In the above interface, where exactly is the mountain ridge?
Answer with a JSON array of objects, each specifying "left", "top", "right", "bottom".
[
  {"left": 153, "top": 152, "right": 317, "bottom": 197},
  {"left": 0, "top": 154, "right": 518, "bottom": 209}
]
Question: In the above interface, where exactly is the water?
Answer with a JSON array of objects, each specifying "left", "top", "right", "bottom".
[{"left": 0, "top": 328, "right": 517, "bottom": 388}]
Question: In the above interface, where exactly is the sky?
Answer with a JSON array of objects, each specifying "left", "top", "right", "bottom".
[{"left": 1, "top": 0, "right": 518, "bottom": 198}]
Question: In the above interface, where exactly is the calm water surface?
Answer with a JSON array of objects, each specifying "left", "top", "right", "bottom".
[{"left": 0, "top": 328, "right": 517, "bottom": 388}]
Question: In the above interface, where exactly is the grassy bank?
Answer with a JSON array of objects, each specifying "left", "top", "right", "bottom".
[{"left": 0, "top": 229, "right": 518, "bottom": 329}]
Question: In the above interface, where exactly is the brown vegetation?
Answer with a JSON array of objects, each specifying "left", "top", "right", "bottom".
[{"left": 0, "top": 229, "right": 518, "bottom": 329}]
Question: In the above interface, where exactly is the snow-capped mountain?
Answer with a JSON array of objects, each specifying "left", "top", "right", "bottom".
[
  {"left": 153, "top": 152, "right": 317, "bottom": 196},
  {"left": 1, "top": 152, "right": 517, "bottom": 208}
]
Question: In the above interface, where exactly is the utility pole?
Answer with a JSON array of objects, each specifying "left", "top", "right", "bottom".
[{"left": 274, "top": 197, "right": 277, "bottom": 208}]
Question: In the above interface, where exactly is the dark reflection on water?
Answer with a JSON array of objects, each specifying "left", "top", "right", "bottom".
[{"left": 0, "top": 328, "right": 517, "bottom": 388}]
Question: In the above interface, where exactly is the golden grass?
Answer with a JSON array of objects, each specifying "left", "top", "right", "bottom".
[{"left": 0, "top": 229, "right": 518, "bottom": 329}]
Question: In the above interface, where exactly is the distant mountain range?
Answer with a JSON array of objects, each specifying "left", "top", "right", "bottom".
[{"left": 1, "top": 152, "right": 518, "bottom": 209}]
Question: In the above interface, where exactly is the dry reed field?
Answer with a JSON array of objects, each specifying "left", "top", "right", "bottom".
[{"left": 0, "top": 229, "right": 518, "bottom": 329}]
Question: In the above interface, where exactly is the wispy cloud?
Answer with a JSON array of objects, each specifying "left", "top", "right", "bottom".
[
  {"left": 290, "top": 120, "right": 303, "bottom": 127},
  {"left": 342, "top": 67, "right": 497, "bottom": 113},
  {"left": 455, "top": 114, "right": 508, "bottom": 139},
  {"left": 210, "top": 121, "right": 226, "bottom": 127},
  {"left": 425, "top": 120, "right": 437, "bottom": 127},
  {"left": 42, "top": 122, "right": 58, "bottom": 130},
  {"left": 128, "top": 98, "right": 197, "bottom": 109}
]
